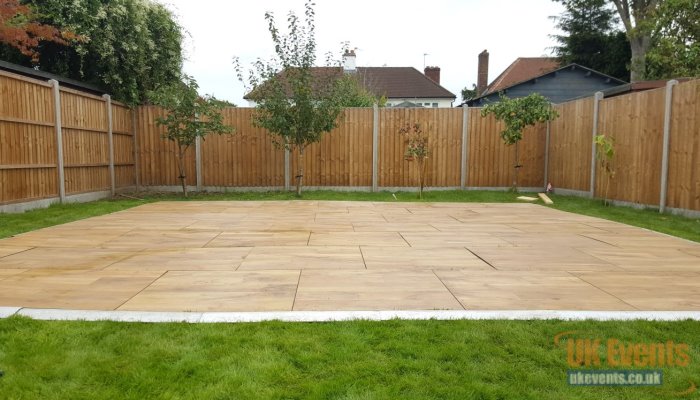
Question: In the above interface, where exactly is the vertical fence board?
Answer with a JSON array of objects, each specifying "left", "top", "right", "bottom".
[
  {"left": 547, "top": 97, "right": 594, "bottom": 191},
  {"left": 596, "top": 88, "right": 665, "bottom": 205},
  {"left": 667, "top": 80, "right": 700, "bottom": 211},
  {"left": 200, "top": 108, "right": 284, "bottom": 187},
  {"left": 0, "top": 72, "right": 58, "bottom": 204}
]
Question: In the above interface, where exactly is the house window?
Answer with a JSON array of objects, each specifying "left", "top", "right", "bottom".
[{"left": 432, "top": 103, "right": 438, "bottom": 107}]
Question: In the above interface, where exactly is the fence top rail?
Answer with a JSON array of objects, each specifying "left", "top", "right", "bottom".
[
  {"left": 0, "top": 67, "right": 129, "bottom": 107},
  {"left": 59, "top": 86, "right": 109, "bottom": 102},
  {"left": 0, "top": 69, "right": 53, "bottom": 88}
]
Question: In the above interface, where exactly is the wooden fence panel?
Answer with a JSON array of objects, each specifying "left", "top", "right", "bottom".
[
  {"left": 136, "top": 106, "right": 196, "bottom": 187},
  {"left": 667, "top": 80, "right": 700, "bottom": 211},
  {"left": 112, "top": 104, "right": 135, "bottom": 188},
  {"left": 596, "top": 88, "right": 665, "bottom": 205},
  {"left": 547, "top": 97, "right": 593, "bottom": 192},
  {"left": 379, "top": 108, "right": 462, "bottom": 187},
  {"left": 467, "top": 109, "right": 545, "bottom": 188},
  {"left": 201, "top": 108, "right": 284, "bottom": 187},
  {"left": 290, "top": 108, "right": 373, "bottom": 187},
  {"left": 0, "top": 72, "right": 58, "bottom": 204},
  {"left": 60, "top": 89, "right": 110, "bottom": 194}
]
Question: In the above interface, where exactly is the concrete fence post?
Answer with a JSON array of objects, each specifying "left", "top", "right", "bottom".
[
  {"left": 284, "top": 147, "right": 290, "bottom": 191},
  {"left": 132, "top": 108, "right": 140, "bottom": 192},
  {"left": 194, "top": 113, "right": 202, "bottom": 192},
  {"left": 103, "top": 94, "right": 115, "bottom": 196},
  {"left": 460, "top": 106, "right": 469, "bottom": 189},
  {"left": 50, "top": 79, "right": 66, "bottom": 203},
  {"left": 659, "top": 79, "right": 678, "bottom": 213},
  {"left": 544, "top": 119, "right": 551, "bottom": 191},
  {"left": 590, "top": 91, "right": 604, "bottom": 198},
  {"left": 372, "top": 103, "right": 379, "bottom": 192},
  {"left": 195, "top": 136, "right": 202, "bottom": 192}
]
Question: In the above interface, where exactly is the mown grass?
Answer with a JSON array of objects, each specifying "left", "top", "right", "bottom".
[
  {"left": 0, "top": 316, "right": 699, "bottom": 399},
  {"left": 1, "top": 190, "right": 698, "bottom": 242}
]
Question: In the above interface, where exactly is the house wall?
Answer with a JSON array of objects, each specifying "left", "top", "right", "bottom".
[
  {"left": 385, "top": 98, "right": 453, "bottom": 108},
  {"left": 472, "top": 67, "right": 622, "bottom": 105}
]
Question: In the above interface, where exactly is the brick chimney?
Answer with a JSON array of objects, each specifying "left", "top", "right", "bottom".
[
  {"left": 343, "top": 49, "right": 356, "bottom": 73},
  {"left": 477, "top": 50, "right": 489, "bottom": 96},
  {"left": 424, "top": 66, "right": 440, "bottom": 84}
]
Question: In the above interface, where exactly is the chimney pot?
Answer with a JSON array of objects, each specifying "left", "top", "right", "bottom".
[
  {"left": 477, "top": 50, "right": 489, "bottom": 96},
  {"left": 343, "top": 49, "right": 356, "bottom": 72},
  {"left": 424, "top": 66, "right": 441, "bottom": 84}
]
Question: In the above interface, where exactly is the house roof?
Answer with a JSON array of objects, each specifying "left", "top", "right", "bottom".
[
  {"left": 483, "top": 57, "right": 560, "bottom": 96},
  {"left": 467, "top": 61, "right": 627, "bottom": 105},
  {"left": 244, "top": 66, "right": 456, "bottom": 100}
]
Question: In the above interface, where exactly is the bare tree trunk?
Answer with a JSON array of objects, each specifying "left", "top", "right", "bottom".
[
  {"left": 296, "top": 146, "right": 304, "bottom": 196},
  {"left": 416, "top": 158, "right": 424, "bottom": 199},
  {"left": 177, "top": 144, "right": 188, "bottom": 197}
]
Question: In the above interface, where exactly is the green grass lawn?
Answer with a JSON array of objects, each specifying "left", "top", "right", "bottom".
[
  {"left": 0, "top": 316, "right": 699, "bottom": 399},
  {"left": 1, "top": 190, "right": 698, "bottom": 242}
]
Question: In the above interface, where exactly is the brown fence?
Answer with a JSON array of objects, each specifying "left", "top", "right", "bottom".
[
  {"left": 2, "top": 69, "right": 699, "bottom": 214},
  {"left": 0, "top": 70, "right": 135, "bottom": 207},
  {"left": 547, "top": 79, "right": 700, "bottom": 213}
]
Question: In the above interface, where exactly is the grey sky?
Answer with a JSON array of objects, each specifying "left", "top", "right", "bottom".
[{"left": 161, "top": 0, "right": 564, "bottom": 105}]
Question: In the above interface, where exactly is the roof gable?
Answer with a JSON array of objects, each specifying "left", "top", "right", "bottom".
[
  {"left": 484, "top": 57, "right": 560, "bottom": 96},
  {"left": 465, "top": 63, "right": 626, "bottom": 106}
]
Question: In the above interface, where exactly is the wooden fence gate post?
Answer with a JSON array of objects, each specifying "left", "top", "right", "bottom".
[
  {"left": 103, "top": 94, "right": 115, "bottom": 196},
  {"left": 590, "top": 91, "right": 604, "bottom": 198},
  {"left": 659, "top": 79, "right": 678, "bottom": 213},
  {"left": 50, "top": 79, "right": 66, "bottom": 203},
  {"left": 460, "top": 106, "right": 469, "bottom": 189}
]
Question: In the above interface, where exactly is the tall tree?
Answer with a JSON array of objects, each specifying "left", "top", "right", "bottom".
[
  {"left": 551, "top": 0, "right": 630, "bottom": 81},
  {"left": 147, "top": 75, "right": 234, "bottom": 197},
  {"left": 0, "top": 0, "right": 79, "bottom": 61},
  {"left": 235, "top": 1, "right": 345, "bottom": 196},
  {"left": 645, "top": 0, "right": 700, "bottom": 79},
  {"left": 610, "top": 0, "right": 660, "bottom": 81},
  {"left": 0, "top": 0, "right": 183, "bottom": 105}
]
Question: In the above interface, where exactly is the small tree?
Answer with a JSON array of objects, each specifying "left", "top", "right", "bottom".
[
  {"left": 594, "top": 134, "right": 616, "bottom": 205},
  {"left": 400, "top": 123, "right": 431, "bottom": 199},
  {"left": 481, "top": 94, "right": 558, "bottom": 191},
  {"left": 235, "top": 1, "right": 345, "bottom": 196},
  {"left": 147, "top": 75, "right": 233, "bottom": 197}
]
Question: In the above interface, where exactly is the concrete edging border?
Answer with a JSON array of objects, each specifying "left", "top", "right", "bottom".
[{"left": 4, "top": 308, "right": 700, "bottom": 323}]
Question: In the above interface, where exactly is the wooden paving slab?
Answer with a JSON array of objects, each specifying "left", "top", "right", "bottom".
[
  {"left": 1, "top": 200, "right": 699, "bottom": 312},
  {"left": 118, "top": 270, "right": 300, "bottom": 312},
  {"left": 360, "top": 246, "right": 492, "bottom": 270},
  {"left": 239, "top": 246, "right": 365, "bottom": 270},
  {"left": 106, "top": 248, "right": 253, "bottom": 272},
  {"left": 571, "top": 272, "right": 700, "bottom": 310},
  {"left": 434, "top": 270, "right": 635, "bottom": 310},
  {"left": 293, "top": 270, "right": 464, "bottom": 311}
]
